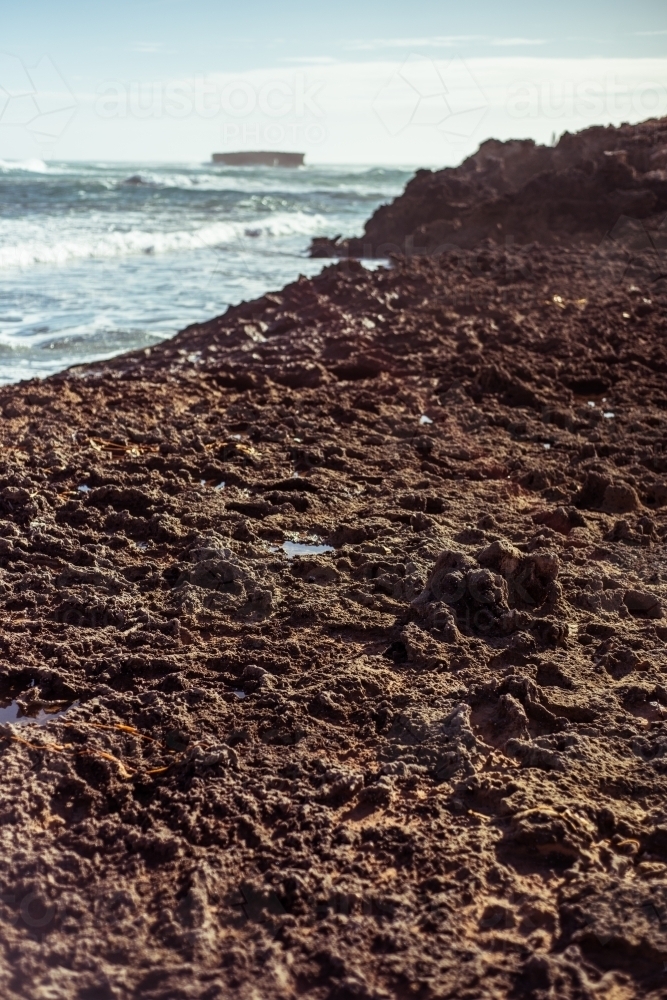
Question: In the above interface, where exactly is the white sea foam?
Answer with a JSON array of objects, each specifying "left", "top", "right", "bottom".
[
  {"left": 0, "top": 160, "right": 409, "bottom": 385},
  {"left": 0, "top": 211, "right": 329, "bottom": 269},
  {"left": 109, "top": 165, "right": 408, "bottom": 197},
  {"left": 0, "top": 158, "right": 50, "bottom": 174}
]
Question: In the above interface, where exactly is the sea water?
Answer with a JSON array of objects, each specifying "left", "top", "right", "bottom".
[{"left": 0, "top": 159, "right": 413, "bottom": 384}]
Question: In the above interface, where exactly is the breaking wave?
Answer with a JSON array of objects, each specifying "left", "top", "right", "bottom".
[
  {"left": 0, "top": 211, "right": 329, "bottom": 269},
  {"left": 0, "top": 158, "right": 50, "bottom": 174}
]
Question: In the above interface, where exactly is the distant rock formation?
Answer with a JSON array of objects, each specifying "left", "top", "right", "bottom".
[
  {"left": 212, "top": 151, "right": 305, "bottom": 168},
  {"left": 310, "top": 116, "right": 667, "bottom": 257}
]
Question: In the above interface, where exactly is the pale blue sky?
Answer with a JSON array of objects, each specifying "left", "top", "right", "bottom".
[
  {"left": 3, "top": 0, "right": 667, "bottom": 76},
  {"left": 1, "top": 1, "right": 666, "bottom": 162}
]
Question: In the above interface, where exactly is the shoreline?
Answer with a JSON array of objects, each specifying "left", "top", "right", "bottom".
[{"left": 0, "top": 159, "right": 411, "bottom": 387}]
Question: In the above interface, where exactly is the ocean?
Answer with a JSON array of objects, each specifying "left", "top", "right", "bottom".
[{"left": 0, "top": 159, "right": 413, "bottom": 385}]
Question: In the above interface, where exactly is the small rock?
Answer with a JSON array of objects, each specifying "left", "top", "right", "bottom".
[
  {"left": 624, "top": 589, "right": 663, "bottom": 618},
  {"left": 602, "top": 483, "right": 641, "bottom": 514}
]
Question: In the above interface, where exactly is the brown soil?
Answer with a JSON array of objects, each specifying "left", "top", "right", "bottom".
[
  {"left": 0, "top": 243, "right": 666, "bottom": 999},
  {"left": 311, "top": 116, "right": 667, "bottom": 259}
]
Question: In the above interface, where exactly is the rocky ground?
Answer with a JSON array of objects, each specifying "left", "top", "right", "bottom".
[
  {"left": 0, "top": 239, "right": 666, "bottom": 999},
  {"left": 311, "top": 117, "right": 667, "bottom": 259}
]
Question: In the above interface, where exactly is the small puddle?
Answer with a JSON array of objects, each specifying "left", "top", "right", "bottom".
[
  {"left": 233, "top": 690, "right": 246, "bottom": 699},
  {"left": 283, "top": 541, "right": 334, "bottom": 558},
  {"left": 419, "top": 414, "right": 433, "bottom": 425},
  {"left": 77, "top": 484, "right": 91, "bottom": 493},
  {"left": 603, "top": 411, "right": 615, "bottom": 419},
  {"left": 0, "top": 700, "right": 77, "bottom": 727}
]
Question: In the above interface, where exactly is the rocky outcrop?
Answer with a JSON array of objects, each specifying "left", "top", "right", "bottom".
[{"left": 311, "top": 117, "right": 667, "bottom": 257}]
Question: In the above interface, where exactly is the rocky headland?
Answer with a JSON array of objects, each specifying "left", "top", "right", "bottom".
[{"left": 311, "top": 117, "right": 667, "bottom": 259}]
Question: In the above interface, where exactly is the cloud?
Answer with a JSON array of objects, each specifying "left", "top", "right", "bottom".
[
  {"left": 345, "top": 36, "right": 481, "bottom": 52},
  {"left": 280, "top": 56, "right": 338, "bottom": 65},
  {"left": 344, "top": 35, "right": 549, "bottom": 52},
  {"left": 0, "top": 54, "right": 77, "bottom": 143},
  {"left": 634, "top": 30, "right": 667, "bottom": 36},
  {"left": 130, "top": 42, "right": 164, "bottom": 54},
  {"left": 39, "top": 54, "right": 667, "bottom": 166},
  {"left": 490, "top": 38, "right": 547, "bottom": 47}
]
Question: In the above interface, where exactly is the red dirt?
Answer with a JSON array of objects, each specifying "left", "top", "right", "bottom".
[{"left": 0, "top": 243, "right": 666, "bottom": 999}]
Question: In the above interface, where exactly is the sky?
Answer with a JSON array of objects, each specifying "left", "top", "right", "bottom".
[{"left": 1, "top": 0, "right": 667, "bottom": 164}]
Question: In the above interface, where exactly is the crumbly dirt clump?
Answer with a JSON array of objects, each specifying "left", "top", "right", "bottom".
[{"left": 0, "top": 245, "right": 666, "bottom": 999}]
